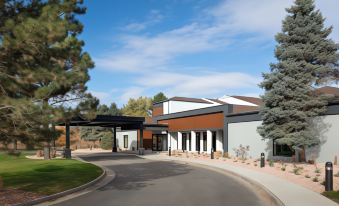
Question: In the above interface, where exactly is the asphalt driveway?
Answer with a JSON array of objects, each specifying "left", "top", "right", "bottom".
[{"left": 53, "top": 154, "right": 273, "bottom": 206}]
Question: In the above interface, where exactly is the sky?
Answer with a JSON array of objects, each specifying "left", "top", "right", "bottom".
[{"left": 79, "top": 0, "right": 339, "bottom": 107}]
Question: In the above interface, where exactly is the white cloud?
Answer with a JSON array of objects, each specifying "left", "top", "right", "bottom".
[
  {"left": 95, "top": 22, "right": 230, "bottom": 72},
  {"left": 209, "top": 0, "right": 339, "bottom": 39},
  {"left": 96, "top": 0, "right": 339, "bottom": 73},
  {"left": 136, "top": 71, "right": 261, "bottom": 97},
  {"left": 123, "top": 10, "right": 164, "bottom": 32}
]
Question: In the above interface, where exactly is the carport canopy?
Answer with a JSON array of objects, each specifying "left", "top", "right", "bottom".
[{"left": 59, "top": 115, "right": 145, "bottom": 158}]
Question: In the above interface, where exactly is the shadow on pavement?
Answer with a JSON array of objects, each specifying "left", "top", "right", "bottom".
[{"left": 82, "top": 155, "right": 192, "bottom": 192}]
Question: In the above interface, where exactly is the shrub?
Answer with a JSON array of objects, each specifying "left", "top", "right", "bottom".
[
  {"left": 312, "top": 177, "right": 319, "bottom": 182},
  {"left": 100, "top": 132, "right": 113, "bottom": 150},
  {"left": 281, "top": 165, "right": 286, "bottom": 171},
  {"left": 233, "top": 144, "right": 250, "bottom": 160},
  {"left": 314, "top": 168, "right": 321, "bottom": 174},
  {"left": 305, "top": 174, "right": 310, "bottom": 178},
  {"left": 269, "top": 159, "right": 274, "bottom": 167},
  {"left": 293, "top": 167, "right": 303, "bottom": 175},
  {"left": 254, "top": 163, "right": 258, "bottom": 167},
  {"left": 7, "top": 150, "right": 21, "bottom": 156}
]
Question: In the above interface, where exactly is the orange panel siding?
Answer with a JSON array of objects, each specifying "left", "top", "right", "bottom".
[
  {"left": 152, "top": 105, "right": 163, "bottom": 117},
  {"left": 158, "top": 112, "right": 224, "bottom": 132},
  {"left": 232, "top": 105, "right": 259, "bottom": 113},
  {"left": 137, "top": 130, "right": 153, "bottom": 150}
]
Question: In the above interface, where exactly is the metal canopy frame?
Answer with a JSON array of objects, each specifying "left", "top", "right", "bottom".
[{"left": 60, "top": 115, "right": 146, "bottom": 158}]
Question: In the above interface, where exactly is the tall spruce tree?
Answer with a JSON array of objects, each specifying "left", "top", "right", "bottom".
[
  {"left": 0, "top": 0, "right": 97, "bottom": 150},
  {"left": 258, "top": 0, "right": 339, "bottom": 154}
]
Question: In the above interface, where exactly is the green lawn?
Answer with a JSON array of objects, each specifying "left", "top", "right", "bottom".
[
  {"left": 0, "top": 151, "right": 103, "bottom": 195},
  {"left": 323, "top": 191, "right": 339, "bottom": 204}
]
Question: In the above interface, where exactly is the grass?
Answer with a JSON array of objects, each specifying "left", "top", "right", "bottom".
[
  {"left": 323, "top": 191, "right": 339, "bottom": 204},
  {"left": 0, "top": 151, "right": 102, "bottom": 195}
]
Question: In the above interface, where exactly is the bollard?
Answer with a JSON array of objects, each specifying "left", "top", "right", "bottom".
[
  {"left": 325, "top": 162, "right": 333, "bottom": 191},
  {"left": 211, "top": 147, "right": 214, "bottom": 159},
  {"left": 260, "top": 153, "right": 265, "bottom": 168},
  {"left": 169, "top": 147, "right": 171, "bottom": 156}
]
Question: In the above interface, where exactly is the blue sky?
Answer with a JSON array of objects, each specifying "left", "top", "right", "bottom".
[{"left": 79, "top": 0, "right": 339, "bottom": 107}]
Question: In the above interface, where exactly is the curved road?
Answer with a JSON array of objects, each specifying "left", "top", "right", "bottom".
[{"left": 54, "top": 154, "right": 273, "bottom": 206}]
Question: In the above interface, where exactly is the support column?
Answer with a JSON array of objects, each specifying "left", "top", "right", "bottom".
[
  {"left": 186, "top": 134, "right": 190, "bottom": 151},
  {"left": 139, "top": 126, "right": 144, "bottom": 149},
  {"left": 207, "top": 130, "right": 212, "bottom": 154},
  {"left": 112, "top": 126, "right": 117, "bottom": 152},
  {"left": 167, "top": 133, "right": 171, "bottom": 151},
  {"left": 178, "top": 132, "right": 182, "bottom": 150},
  {"left": 191, "top": 131, "right": 196, "bottom": 152},
  {"left": 138, "top": 125, "right": 144, "bottom": 155},
  {"left": 64, "top": 123, "right": 71, "bottom": 159}
]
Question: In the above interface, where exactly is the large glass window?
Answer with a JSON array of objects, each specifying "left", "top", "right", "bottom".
[
  {"left": 124, "top": 135, "right": 128, "bottom": 148},
  {"left": 182, "top": 133, "right": 187, "bottom": 151},
  {"left": 273, "top": 140, "right": 294, "bottom": 156},
  {"left": 196, "top": 132, "right": 200, "bottom": 151},
  {"left": 212, "top": 131, "right": 217, "bottom": 151},
  {"left": 203, "top": 132, "right": 207, "bottom": 151}
]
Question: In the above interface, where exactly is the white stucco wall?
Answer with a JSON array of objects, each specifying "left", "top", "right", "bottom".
[
  {"left": 164, "top": 101, "right": 213, "bottom": 114},
  {"left": 116, "top": 131, "right": 137, "bottom": 151},
  {"left": 216, "top": 130, "right": 224, "bottom": 152},
  {"left": 228, "top": 115, "right": 339, "bottom": 162},
  {"left": 228, "top": 121, "right": 268, "bottom": 159},
  {"left": 305, "top": 115, "right": 339, "bottom": 162}
]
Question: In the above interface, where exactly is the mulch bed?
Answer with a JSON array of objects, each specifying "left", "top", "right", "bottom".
[{"left": 0, "top": 189, "right": 42, "bottom": 206}]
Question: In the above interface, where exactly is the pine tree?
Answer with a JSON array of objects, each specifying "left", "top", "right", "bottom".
[
  {"left": 152, "top": 92, "right": 167, "bottom": 103},
  {"left": 258, "top": 0, "right": 339, "bottom": 154},
  {"left": 0, "top": 0, "right": 97, "bottom": 149}
]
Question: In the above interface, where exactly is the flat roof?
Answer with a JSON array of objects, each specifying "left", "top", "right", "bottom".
[{"left": 59, "top": 115, "right": 145, "bottom": 130}]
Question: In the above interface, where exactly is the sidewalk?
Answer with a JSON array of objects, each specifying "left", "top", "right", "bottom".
[{"left": 141, "top": 154, "right": 338, "bottom": 206}]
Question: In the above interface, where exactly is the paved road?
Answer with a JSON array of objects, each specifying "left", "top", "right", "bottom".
[{"left": 53, "top": 154, "right": 273, "bottom": 206}]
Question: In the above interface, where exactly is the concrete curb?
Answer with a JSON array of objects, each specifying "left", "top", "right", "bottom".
[
  {"left": 139, "top": 155, "right": 284, "bottom": 206},
  {"left": 141, "top": 155, "right": 339, "bottom": 206},
  {"left": 175, "top": 159, "right": 284, "bottom": 206},
  {"left": 14, "top": 157, "right": 112, "bottom": 206}
]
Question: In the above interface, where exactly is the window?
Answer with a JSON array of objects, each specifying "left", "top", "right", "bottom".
[
  {"left": 203, "top": 132, "right": 207, "bottom": 151},
  {"left": 124, "top": 135, "right": 128, "bottom": 148},
  {"left": 182, "top": 133, "right": 187, "bottom": 150},
  {"left": 196, "top": 132, "right": 200, "bottom": 151},
  {"left": 273, "top": 140, "right": 294, "bottom": 156},
  {"left": 212, "top": 131, "right": 217, "bottom": 151}
]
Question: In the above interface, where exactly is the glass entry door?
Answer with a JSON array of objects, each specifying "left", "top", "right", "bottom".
[{"left": 152, "top": 135, "right": 167, "bottom": 151}]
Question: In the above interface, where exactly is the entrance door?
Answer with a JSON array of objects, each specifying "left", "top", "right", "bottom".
[{"left": 152, "top": 135, "right": 166, "bottom": 151}]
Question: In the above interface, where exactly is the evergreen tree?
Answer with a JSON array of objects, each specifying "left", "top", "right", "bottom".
[
  {"left": 152, "top": 92, "right": 167, "bottom": 103},
  {"left": 0, "top": 0, "right": 96, "bottom": 148},
  {"left": 258, "top": 0, "right": 338, "bottom": 154}
]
